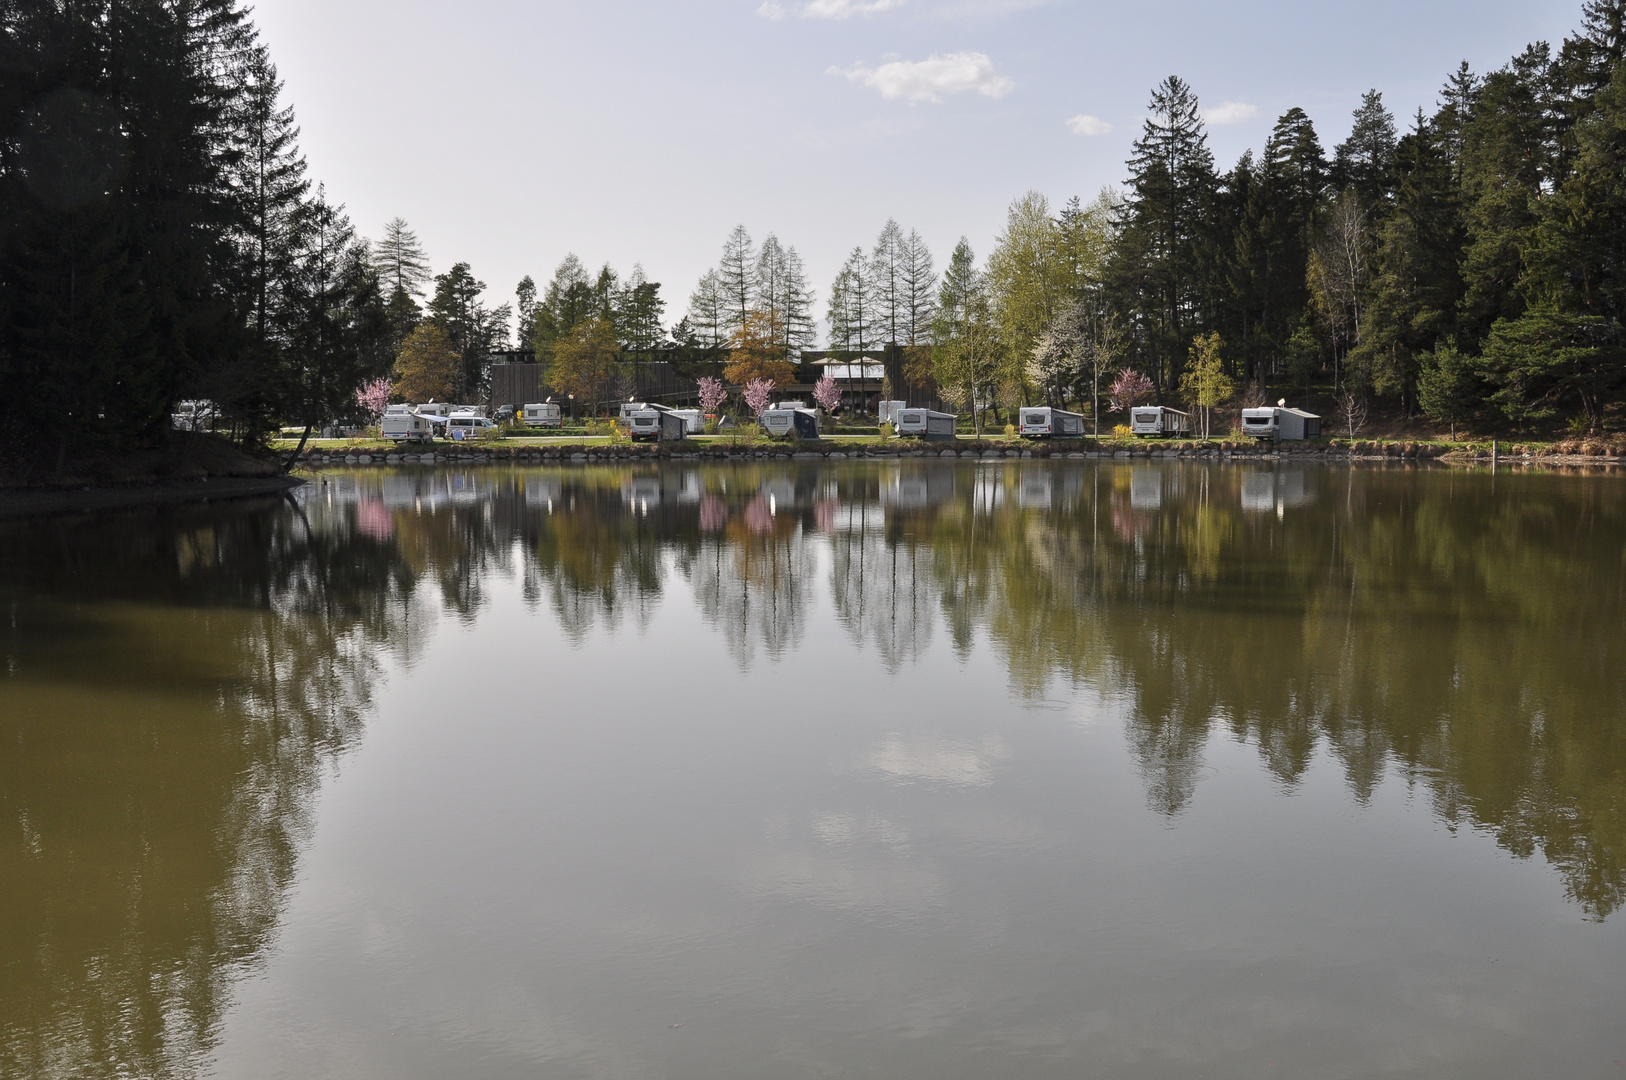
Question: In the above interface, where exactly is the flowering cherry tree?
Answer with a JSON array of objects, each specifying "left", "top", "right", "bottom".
[
  {"left": 812, "top": 374, "right": 841, "bottom": 414},
  {"left": 1109, "top": 367, "right": 1155, "bottom": 411},
  {"left": 743, "top": 377, "right": 775, "bottom": 417},
  {"left": 697, "top": 376, "right": 728, "bottom": 415},
  {"left": 355, "top": 377, "right": 391, "bottom": 420}
]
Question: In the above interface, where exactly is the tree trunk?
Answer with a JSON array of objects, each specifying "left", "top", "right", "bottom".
[{"left": 282, "top": 423, "right": 314, "bottom": 472}]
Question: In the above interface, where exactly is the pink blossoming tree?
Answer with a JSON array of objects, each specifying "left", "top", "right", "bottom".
[
  {"left": 743, "top": 378, "right": 775, "bottom": 417},
  {"left": 812, "top": 374, "right": 841, "bottom": 414},
  {"left": 697, "top": 376, "right": 728, "bottom": 415},
  {"left": 1109, "top": 368, "right": 1155, "bottom": 412},
  {"left": 355, "top": 377, "right": 391, "bottom": 420}
]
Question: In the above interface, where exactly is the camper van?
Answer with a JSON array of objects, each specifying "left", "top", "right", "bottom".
[
  {"left": 446, "top": 412, "right": 495, "bottom": 441},
  {"left": 1241, "top": 406, "right": 1322, "bottom": 441},
  {"left": 761, "top": 403, "right": 820, "bottom": 439},
  {"left": 1130, "top": 406, "right": 1192, "bottom": 437},
  {"left": 894, "top": 408, "right": 957, "bottom": 440},
  {"left": 522, "top": 402, "right": 562, "bottom": 428},
  {"left": 1019, "top": 406, "right": 1086, "bottom": 437},
  {"left": 382, "top": 405, "right": 435, "bottom": 443}
]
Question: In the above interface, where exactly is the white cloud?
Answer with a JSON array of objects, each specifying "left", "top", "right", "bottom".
[
  {"left": 1202, "top": 101, "right": 1259, "bottom": 125},
  {"left": 1066, "top": 114, "right": 1111, "bottom": 136},
  {"left": 829, "top": 52, "right": 1015, "bottom": 104},
  {"left": 759, "top": 0, "right": 905, "bottom": 19}
]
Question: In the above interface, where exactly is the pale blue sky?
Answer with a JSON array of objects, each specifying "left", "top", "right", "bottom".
[{"left": 254, "top": 0, "right": 1581, "bottom": 337}]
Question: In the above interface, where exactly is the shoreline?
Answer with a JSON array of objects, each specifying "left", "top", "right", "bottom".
[
  {"left": 0, "top": 475, "right": 304, "bottom": 522},
  {"left": 289, "top": 440, "right": 1626, "bottom": 469}
]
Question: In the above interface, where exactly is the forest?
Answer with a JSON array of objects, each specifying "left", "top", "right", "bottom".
[{"left": 5, "top": 0, "right": 1626, "bottom": 454}]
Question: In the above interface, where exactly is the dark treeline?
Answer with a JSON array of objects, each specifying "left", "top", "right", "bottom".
[
  {"left": 0, "top": 0, "right": 392, "bottom": 464},
  {"left": 1091, "top": 0, "right": 1626, "bottom": 435}
]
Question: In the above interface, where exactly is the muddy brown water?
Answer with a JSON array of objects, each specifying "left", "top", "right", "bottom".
[{"left": 2, "top": 461, "right": 1623, "bottom": 1079}]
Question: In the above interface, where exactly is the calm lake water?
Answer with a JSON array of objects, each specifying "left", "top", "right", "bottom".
[{"left": 2, "top": 460, "right": 1624, "bottom": 1079}]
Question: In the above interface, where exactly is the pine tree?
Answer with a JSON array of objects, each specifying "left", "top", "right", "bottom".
[
  {"left": 615, "top": 265, "right": 666, "bottom": 353},
  {"left": 1333, "top": 90, "right": 1399, "bottom": 206},
  {"left": 515, "top": 275, "right": 538, "bottom": 349},
  {"left": 1352, "top": 113, "right": 1464, "bottom": 413},
  {"left": 1457, "top": 47, "right": 1552, "bottom": 347},
  {"left": 428, "top": 262, "right": 507, "bottom": 400}
]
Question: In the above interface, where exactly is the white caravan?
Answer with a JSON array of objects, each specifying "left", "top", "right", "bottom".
[
  {"left": 878, "top": 400, "right": 907, "bottom": 426},
  {"left": 1130, "top": 406, "right": 1192, "bottom": 437},
  {"left": 894, "top": 408, "right": 957, "bottom": 440},
  {"left": 1019, "top": 406, "right": 1086, "bottom": 437},
  {"left": 382, "top": 405, "right": 435, "bottom": 443},
  {"left": 761, "top": 403, "right": 820, "bottom": 439},
  {"left": 1241, "top": 406, "right": 1322, "bottom": 441},
  {"left": 522, "top": 402, "right": 562, "bottom": 428}
]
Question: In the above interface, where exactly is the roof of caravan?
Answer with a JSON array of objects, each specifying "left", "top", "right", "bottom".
[{"left": 1280, "top": 408, "right": 1320, "bottom": 419}]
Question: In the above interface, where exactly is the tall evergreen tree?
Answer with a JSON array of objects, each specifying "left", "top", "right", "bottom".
[
  {"left": 1353, "top": 113, "right": 1464, "bottom": 412},
  {"left": 1333, "top": 90, "right": 1399, "bottom": 207},
  {"left": 1112, "top": 75, "right": 1218, "bottom": 395}
]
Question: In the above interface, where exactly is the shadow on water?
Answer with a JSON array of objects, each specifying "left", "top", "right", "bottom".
[{"left": 1, "top": 460, "right": 1623, "bottom": 1075}]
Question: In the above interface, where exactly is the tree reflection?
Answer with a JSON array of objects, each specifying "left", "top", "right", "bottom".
[{"left": 1, "top": 458, "right": 1622, "bottom": 1080}]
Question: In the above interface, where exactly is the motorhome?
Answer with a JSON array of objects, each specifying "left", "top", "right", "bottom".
[
  {"left": 1241, "top": 406, "right": 1322, "bottom": 441},
  {"left": 761, "top": 403, "right": 820, "bottom": 439},
  {"left": 382, "top": 405, "right": 435, "bottom": 443},
  {"left": 894, "top": 408, "right": 957, "bottom": 440},
  {"left": 1019, "top": 406, "right": 1086, "bottom": 437},
  {"left": 522, "top": 402, "right": 562, "bottom": 428},
  {"left": 1130, "top": 406, "right": 1192, "bottom": 437}
]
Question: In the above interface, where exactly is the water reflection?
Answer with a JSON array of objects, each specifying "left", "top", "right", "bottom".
[{"left": 1, "top": 460, "right": 1624, "bottom": 1076}]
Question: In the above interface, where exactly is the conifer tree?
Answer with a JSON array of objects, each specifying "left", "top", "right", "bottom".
[
  {"left": 1333, "top": 91, "right": 1399, "bottom": 207},
  {"left": 827, "top": 247, "right": 874, "bottom": 350},
  {"left": 899, "top": 229, "right": 938, "bottom": 345},
  {"left": 870, "top": 219, "right": 907, "bottom": 345}
]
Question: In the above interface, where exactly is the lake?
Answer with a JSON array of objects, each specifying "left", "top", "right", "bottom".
[{"left": 2, "top": 460, "right": 1623, "bottom": 1079}]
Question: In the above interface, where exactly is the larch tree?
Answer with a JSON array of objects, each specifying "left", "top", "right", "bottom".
[
  {"left": 870, "top": 219, "right": 907, "bottom": 345},
  {"left": 717, "top": 225, "right": 755, "bottom": 337},
  {"left": 827, "top": 247, "right": 875, "bottom": 350},
  {"left": 899, "top": 228, "right": 938, "bottom": 345}
]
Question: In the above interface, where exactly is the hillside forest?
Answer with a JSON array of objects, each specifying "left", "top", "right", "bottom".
[{"left": 5, "top": 0, "right": 1626, "bottom": 452}]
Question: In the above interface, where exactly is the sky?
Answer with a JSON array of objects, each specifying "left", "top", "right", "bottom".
[{"left": 252, "top": 0, "right": 1584, "bottom": 341}]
